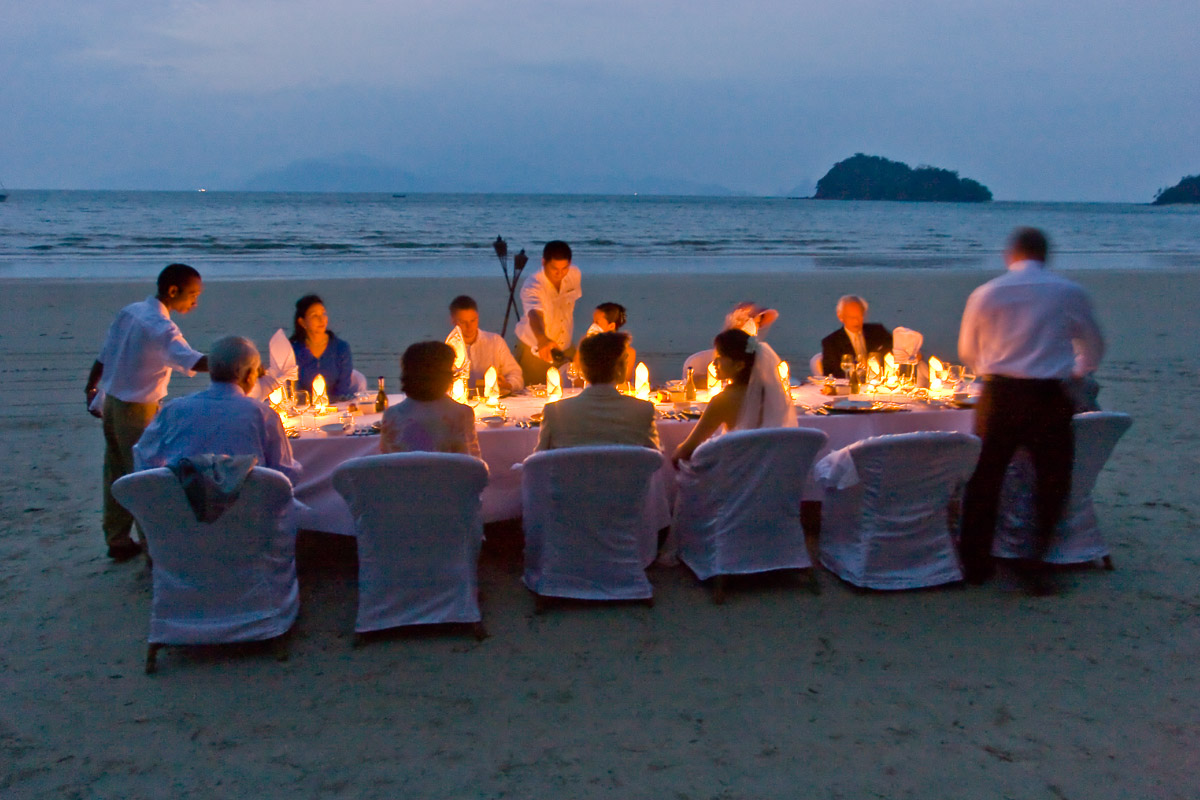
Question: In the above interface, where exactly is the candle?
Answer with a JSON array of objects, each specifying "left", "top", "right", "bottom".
[
  {"left": 634, "top": 362, "right": 650, "bottom": 401},
  {"left": 546, "top": 366, "right": 563, "bottom": 401},
  {"left": 777, "top": 360, "right": 789, "bottom": 386},
  {"left": 484, "top": 366, "right": 499, "bottom": 406},
  {"left": 451, "top": 376, "right": 468, "bottom": 403},
  {"left": 707, "top": 360, "right": 718, "bottom": 390},
  {"left": 312, "top": 373, "right": 328, "bottom": 409}
]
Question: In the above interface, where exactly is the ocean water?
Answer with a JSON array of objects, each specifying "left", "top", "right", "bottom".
[{"left": 0, "top": 191, "right": 1197, "bottom": 280}]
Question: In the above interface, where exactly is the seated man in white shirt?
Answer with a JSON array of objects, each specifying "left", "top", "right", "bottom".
[
  {"left": 514, "top": 240, "right": 583, "bottom": 386},
  {"left": 449, "top": 295, "right": 524, "bottom": 394},
  {"left": 85, "top": 263, "right": 209, "bottom": 561},
  {"left": 134, "top": 336, "right": 300, "bottom": 483},
  {"left": 536, "top": 331, "right": 660, "bottom": 451}
]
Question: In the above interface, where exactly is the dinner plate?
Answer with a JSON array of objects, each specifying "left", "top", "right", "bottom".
[
  {"left": 808, "top": 376, "right": 849, "bottom": 386},
  {"left": 320, "top": 422, "right": 349, "bottom": 435},
  {"left": 949, "top": 395, "right": 979, "bottom": 409},
  {"left": 480, "top": 415, "right": 506, "bottom": 428}
]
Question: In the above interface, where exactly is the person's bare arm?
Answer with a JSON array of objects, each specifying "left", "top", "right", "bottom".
[
  {"left": 85, "top": 360, "right": 104, "bottom": 417},
  {"left": 672, "top": 390, "right": 735, "bottom": 465}
]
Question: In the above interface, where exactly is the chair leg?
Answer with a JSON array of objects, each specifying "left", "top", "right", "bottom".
[
  {"left": 1102, "top": 555, "right": 1115, "bottom": 571},
  {"left": 272, "top": 635, "right": 290, "bottom": 662},
  {"left": 472, "top": 622, "right": 489, "bottom": 641},
  {"left": 806, "top": 569, "right": 822, "bottom": 596},
  {"left": 642, "top": 596, "right": 655, "bottom": 609},
  {"left": 145, "top": 643, "right": 161, "bottom": 675},
  {"left": 711, "top": 575, "right": 727, "bottom": 605}
]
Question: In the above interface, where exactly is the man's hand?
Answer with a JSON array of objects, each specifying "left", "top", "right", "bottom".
[
  {"left": 536, "top": 344, "right": 556, "bottom": 364},
  {"left": 85, "top": 387, "right": 102, "bottom": 418}
]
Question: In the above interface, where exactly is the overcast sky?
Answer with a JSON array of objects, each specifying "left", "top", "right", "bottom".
[{"left": 2, "top": 0, "right": 1197, "bottom": 200}]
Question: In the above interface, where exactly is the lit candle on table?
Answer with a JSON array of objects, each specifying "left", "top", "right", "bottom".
[
  {"left": 484, "top": 366, "right": 499, "bottom": 407},
  {"left": 312, "top": 373, "right": 328, "bottom": 410},
  {"left": 634, "top": 362, "right": 650, "bottom": 401},
  {"left": 777, "top": 360, "right": 789, "bottom": 389}
]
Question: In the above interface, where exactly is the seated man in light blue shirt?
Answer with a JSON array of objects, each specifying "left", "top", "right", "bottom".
[{"left": 134, "top": 336, "right": 300, "bottom": 482}]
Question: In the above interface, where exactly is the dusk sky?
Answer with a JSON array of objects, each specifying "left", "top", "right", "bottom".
[{"left": 2, "top": 1, "right": 1197, "bottom": 200}]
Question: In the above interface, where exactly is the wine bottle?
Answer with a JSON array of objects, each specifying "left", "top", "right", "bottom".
[
  {"left": 685, "top": 366, "right": 697, "bottom": 401},
  {"left": 374, "top": 376, "right": 388, "bottom": 412}
]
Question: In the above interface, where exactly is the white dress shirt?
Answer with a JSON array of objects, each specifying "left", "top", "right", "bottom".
[
  {"left": 466, "top": 330, "right": 524, "bottom": 390},
  {"left": 133, "top": 382, "right": 300, "bottom": 482},
  {"left": 958, "top": 260, "right": 1105, "bottom": 380},
  {"left": 845, "top": 328, "right": 867, "bottom": 361},
  {"left": 97, "top": 296, "right": 204, "bottom": 404},
  {"left": 515, "top": 265, "right": 583, "bottom": 352}
]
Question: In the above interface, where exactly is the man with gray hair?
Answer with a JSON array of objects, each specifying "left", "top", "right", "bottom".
[
  {"left": 820, "top": 294, "right": 893, "bottom": 378},
  {"left": 134, "top": 335, "right": 300, "bottom": 481}
]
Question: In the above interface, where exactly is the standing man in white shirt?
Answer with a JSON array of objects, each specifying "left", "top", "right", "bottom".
[
  {"left": 449, "top": 295, "right": 524, "bottom": 393},
  {"left": 957, "top": 228, "right": 1105, "bottom": 591},
  {"left": 514, "top": 240, "right": 583, "bottom": 386},
  {"left": 134, "top": 336, "right": 299, "bottom": 481},
  {"left": 84, "top": 264, "right": 208, "bottom": 560}
]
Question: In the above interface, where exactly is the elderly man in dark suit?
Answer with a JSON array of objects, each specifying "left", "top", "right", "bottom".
[{"left": 820, "top": 295, "right": 893, "bottom": 378}]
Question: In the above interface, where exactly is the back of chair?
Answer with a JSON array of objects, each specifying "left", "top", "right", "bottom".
[
  {"left": 674, "top": 428, "right": 828, "bottom": 580},
  {"left": 994, "top": 411, "right": 1132, "bottom": 562},
  {"left": 111, "top": 467, "right": 299, "bottom": 644},
  {"left": 818, "top": 431, "right": 980, "bottom": 589},
  {"left": 332, "top": 453, "right": 489, "bottom": 632},
  {"left": 809, "top": 353, "right": 823, "bottom": 377},
  {"left": 521, "top": 445, "right": 664, "bottom": 600},
  {"left": 682, "top": 349, "right": 715, "bottom": 382}
]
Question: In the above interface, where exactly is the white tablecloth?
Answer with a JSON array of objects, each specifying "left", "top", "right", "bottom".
[{"left": 289, "top": 386, "right": 975, "bottom": 535}]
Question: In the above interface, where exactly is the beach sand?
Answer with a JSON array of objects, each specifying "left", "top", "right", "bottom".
[{"left": 2, "top": 269, "right": 1197, "bottom": 798}]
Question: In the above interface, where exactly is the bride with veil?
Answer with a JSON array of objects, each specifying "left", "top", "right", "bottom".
[{"left": 672, "top": 328, "right": 797, "bottom": 465}]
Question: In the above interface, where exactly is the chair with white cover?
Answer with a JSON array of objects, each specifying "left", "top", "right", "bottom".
[
  {"left": 809, "top": 353, "right": 823, "bottom": 377},
  {"left": 682, "top": 349, "right": 715, "bottom": 382},
  {"left": 332, "top": 453, "right": 490, "bottom": 638},
  {"left": 673, "top": 428, "right": 829, "bottom": 602},
  {"left": 349, "top": 369, "right": 368, "bottom": 395},
  {"left": 521, "top": 446, "right": 664, "bottom": 607},
  {"left": 992, "top": 411, "right": 1132, "bottom": 568},
  {"left": 111, "top": 467, "right": 299, "bottom": 673},
  {"left": 816, "top": 431, "right": 981, "bottom": 590}
]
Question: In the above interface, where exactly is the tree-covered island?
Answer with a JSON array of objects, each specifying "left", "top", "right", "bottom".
[
  {"left": 814, "top": 153, "right": 992, "bottom": 202},
  {"left": 1152, "top": 175, "right": 1200, "bottom": 205}
]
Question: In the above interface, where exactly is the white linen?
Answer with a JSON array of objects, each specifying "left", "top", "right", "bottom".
[
  {"left": 891, "top": 327, "right": 923, "bottom": 363},
  {"left": 332, "top": 453, "right": 489, "bottom": 631},
  {"left": 673, "top": 428, "right": 828, "bottom": 581},
  {"left": 813, "top": 446, "right": 859, "bottom": 490},
  {"left": 249, "top": 329, "right": 300, "bottom": 400},
  {"left": 959, "top": 260, "right": 1105, "bottom": 379},
  {"left": 514, "top": 265, "right": 583, "bottom": 352},
  {"left": 735, "top": 341, "right": 798, "bottom": 431},
  {"left": 818, "top": 431, "right": 981, "bottom": 590},
  {"left": 467, "top": 330, "right": 524, "bottom": 390},
  {"left": 133, "top": 382, "right": 301, "bottom": 482},
  {"left": 993, "top": 412, "right": 1132, "bottom": 563},
  {"left": 111, "top": 467, "right": 299, "bottom": 644},
  {"left": 287, "top": 385, "right": 979, "bottom": 534},
  {"left": 96, "top": 296, "right": 204, "bottom": 403},
  {"left": 521, "top": 445, "right": 662, "bottom": 600},
  {"left": 682, "top": 349, "right": 715, "bottom": 383}
]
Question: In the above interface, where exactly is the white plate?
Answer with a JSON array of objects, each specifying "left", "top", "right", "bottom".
[{"left": 320, "top": 422, "right": 349, "bottom": 435}]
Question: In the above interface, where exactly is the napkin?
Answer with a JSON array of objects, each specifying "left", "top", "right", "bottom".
[
  {"left": 892, "top": 327, "right": 923, "bottom": 363},
  {"left": 814, "top": 447, "right": 860, "bottom": 490},
  {"left": 250, "top": 329, "right": 299, "bottom": 400},
  {"left": 584, "top": 322, "right": 605, "bottom": 338}
]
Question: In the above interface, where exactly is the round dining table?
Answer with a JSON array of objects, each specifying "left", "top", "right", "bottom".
[{"left": 287, "top": 384, "right": 975, "bottom": 536}]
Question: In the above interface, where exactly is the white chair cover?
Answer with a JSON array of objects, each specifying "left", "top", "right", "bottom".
[
  {"left": 349, "top": 369, "right": 368, "bottom": 395},
  {"left": 249, "top": 329, "right": 300, "bottom": 401},
  {"left": 674, "top": 428, "right": 829, "bottom": 580},
  {"left": 993, "top": 412, "right": 1132, "bottom": 563},
  {"left": 809, "top": 352, "right": 823, "bottom": 377},
  {"left": 891, "top": 327, "right": 923, "bottom": 364},
  {"left": 817, "top": 431, "right": 981, "bottom": 590},
  {"left": 521, "top": 446, "right": 663, "bottom": 600},
  {"left": 332, "top": 453, "right": 489, "bottom": 632},
  {"left": 682, "top": 349, "right": 715, "bottom": 383},
  {"left": 111, "top": 467, "right": 299, "bottom": 644}
]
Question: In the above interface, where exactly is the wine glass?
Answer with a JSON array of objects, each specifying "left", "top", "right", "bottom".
[
  {"left": 946, "top": 364, "right": 963, "bottom": 389},
  {"left": 840, "top": 354, "right": 854, "bottom": 379},
  {"left": 566, "top": 362, "right": 581, "bottom": 390},
  {"left": 293, "top": 389, "right": 311, "bottom": 430},
  {"left": 961, "top": 367, "right": 977, "bottom": 392}
]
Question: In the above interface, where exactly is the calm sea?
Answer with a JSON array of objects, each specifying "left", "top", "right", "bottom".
[{"left": 0, "top": 191, "right": 1197, "bottom": 280}]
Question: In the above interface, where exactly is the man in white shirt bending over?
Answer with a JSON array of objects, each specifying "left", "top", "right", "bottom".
[
  {"left": 134, "top": 336, "right": 299, "bottom": 482},
  {"left": 449, "top": 295, "right": 524, "bottom": 394},
  {"left": 957, "top": 227, "right": 1105, "bottom": 592},
  {"left": 514, "top": 240, "right": 583, "bottom": 386},
  {"left": 85, "top": 264, "right": 208, "bottom": 561}
]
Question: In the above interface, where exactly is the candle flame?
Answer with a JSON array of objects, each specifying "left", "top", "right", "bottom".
[
  {"left": 777, "top": 360, "right": 789, "bottom": 384},
  {"left": 484, "top": 366, "right": 499, "bottom": 406},
  {"left": 707, "top": 360, "right": 718, "bottom": 390}
]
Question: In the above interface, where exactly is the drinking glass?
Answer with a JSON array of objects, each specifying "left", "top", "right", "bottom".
[
  {"left": 961, "top": 367, "right": 977, "bottom": 391},
  {"left": 947, "top": 365, "right": 963, "bottom": 389},
  {"left": 840, "top": 354, "right": 855, "bottom": 378},
  {"left": 293, "top": 389, "right": 311, "bottom": 430},
  {"left": 566, "top": 362, "right": 581, "bottom": 390}
]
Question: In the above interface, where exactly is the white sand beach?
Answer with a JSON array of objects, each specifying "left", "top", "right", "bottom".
[{"left": 2, "top": 268, "right": 1197, "bottom": 798}]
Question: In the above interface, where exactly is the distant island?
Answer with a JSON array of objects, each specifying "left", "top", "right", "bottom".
[
  {"left": 1152, "top": 175, "right": 1200, "bottom": 205},
  {"left": 814, "top": 153, "right": 992, "bottom": 202}
]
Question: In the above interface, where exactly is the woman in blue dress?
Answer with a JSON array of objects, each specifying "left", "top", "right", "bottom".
[{"left": 290, "top": 294, "right": 355, "bottom": 401}]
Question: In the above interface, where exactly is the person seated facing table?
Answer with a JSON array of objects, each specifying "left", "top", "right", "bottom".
[
  {"left": 820, "top": 294, "right": 893, "bottom": 378},
  {"left": 673, "top": 328, "right": 797, "bottom": 465},
  {"left": 514, "top": 240, "right": 583, "bottom": 387},
  {"left": 85, "top": 263, "right": 209, "bottom": 561},
  {"left": 380, "top": 341, "right": 482, "bottom": 459},
  {"left": 536, "top": 331, "right": 660, "bottom": 451},
  {"left": 449, "top": 295, "right": 524, "bottom": 393},
  {"left": 133, "top": 336, "right": 300, "bottom": 482},
  {"left": 290, "top": 294, "right": 356, "bottom": 401},
  {"left": 577, "top": 302, "right": 637, "bottom": 382}
]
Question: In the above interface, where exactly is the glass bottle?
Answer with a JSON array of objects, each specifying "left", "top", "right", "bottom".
[
  {"left": 685, "top": 366, "right": 697, "bottom": 401},
  {"left": 374, "top": 376, "right": 389, "bottom": 412}
]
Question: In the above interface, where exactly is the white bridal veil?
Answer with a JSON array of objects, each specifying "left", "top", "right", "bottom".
[{"left": 734, "top": 339, "right": 798, "bottom": 431}]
